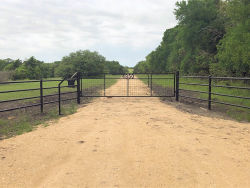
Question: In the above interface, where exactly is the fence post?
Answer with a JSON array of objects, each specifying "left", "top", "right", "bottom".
[
  {"left": 148, "top": 74, "right": 149, "bottom": 87},
  {"left": 77, "top": 74, "right": 81, "bottom": 104},
  {"left": 176, "top": 71, "right": 179, "bottom": 101},
  {"left": 80, "top": 77, "right": 83, "bottom": 97},
  {"left": 208, "top": 75, "right": 212, "bottom": 110},
  {"left": 104, "top": 73, "right": 106, "bottom": 96},
  {"left": 58, "top": 85, "right": 61, "bottom": 115},
  {"left": 174, "top": 72, "right": 176, "bottom": 97},
  {"left": 150, "top": 73, "right": 153, "bottom": 96},
  {"left": 40, "top": 79, "right": 43, "bottom": 113}
]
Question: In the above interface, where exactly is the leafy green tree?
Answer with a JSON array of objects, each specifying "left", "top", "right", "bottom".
[
  {"left": 104, "top": 61, "right": 127, "bottom": 74},
  {"left": 55, "top": 50, "right": 106, "bottom": 78},
  {"left": 23, "top": 56, "right": 44, "bottom": 79},
  {"left": 134, "top": 61, "right": 150, "bottom": 73},
  {"left": 216, "top": 0, "right": 250, "bottom": 76},
  {"left": 4, "top": 59, "right": 22, "bottom": 71},
  {"left": 135, "top": 0, "right": 229, "bottom": 76},
  {"left": 0, "top": 58, "right": 13, "bottom": 71},
  {"left": 12, "top": 66, "right": 28, "bottom": 80}
]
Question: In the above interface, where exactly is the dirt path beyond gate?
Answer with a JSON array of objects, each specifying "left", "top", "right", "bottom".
[{"left": 0, "top": 79, "right": 250, "bottom": 188}]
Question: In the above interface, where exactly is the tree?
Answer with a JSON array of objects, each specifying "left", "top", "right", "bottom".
[
  {"left": 135, "top": 0, "right": 229, "bottom": 75},
  {"left": 216, "top": 0, "right": 250, "bottom": 76},
  {"left": 55, "top": 50, "right": 106, "bottom": 78},
  {"left": 4, "top": 59, "right": 22, "bottom": 71},
  {"left": 23, "top": 56, "right": 44, "bottom": 79},
  {"left": 134, "top": 61, "right": 150, "bottom": 73},
  {"left": 104, "top": 61, "right": 127, "bottom": 74}
]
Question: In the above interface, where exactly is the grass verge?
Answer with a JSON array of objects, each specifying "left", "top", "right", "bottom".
[{"left": 0, "top": 102, "right": 77, "bottom": 140}]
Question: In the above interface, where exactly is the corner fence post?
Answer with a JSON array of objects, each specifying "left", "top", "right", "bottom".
[
  {"left": 208, "top": 75, "right": 212, "bottom": 110},
  {"left": 40, "top": 79, "right": 43, "bottom": 113},
  {"left": 77, "top": 74, "right": 81, "bottom": 104},
  {"left": 176, "top": 71, "right": 179, "bottom": 101}
]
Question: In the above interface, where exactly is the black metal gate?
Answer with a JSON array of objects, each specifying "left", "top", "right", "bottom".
[{"left": 81, "top": 73, "right": 175, "bottom": 97}]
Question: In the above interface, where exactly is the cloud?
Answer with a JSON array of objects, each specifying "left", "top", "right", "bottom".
[{"left": 0, "top": 0, "right": 178, "bottom": 66}]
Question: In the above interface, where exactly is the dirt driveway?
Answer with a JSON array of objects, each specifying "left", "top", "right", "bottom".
[{"left": 0, "top": 79, "right": 250, "bottom": 188}]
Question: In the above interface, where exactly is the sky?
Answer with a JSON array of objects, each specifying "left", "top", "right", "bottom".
[{"left": 0, "top": 0, "right": 178, "bottom": 67}]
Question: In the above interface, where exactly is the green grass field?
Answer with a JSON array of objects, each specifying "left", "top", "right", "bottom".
[
  {"left": 0, "top": 75, "right": 119, "bottom": 101},
  {"left": 0, "top": 78, "right": 74, "bottom": 101}
]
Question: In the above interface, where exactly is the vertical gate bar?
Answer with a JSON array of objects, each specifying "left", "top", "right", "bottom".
[
  {"left": 40, "top": 79, "right": 43, "bottom": 113},
  {"left": 208, "top": 75, "right": 212, "bottom": 110},
  {"left": 150, "top": 73, "right": 152, "bottom": 96},
  {"left": 127, "top": 76, "right": 129, "bottom": 96},
  {"left": 176, "top": 71, "right": 179, "bottom": 101},
  {"left": 58, "top": 85, "right": 61, "bottom": 115},
  {"left": 77, "top": 74, "right": 81, "bottom": 104},
  {"left": 104, "top": 73, "right": 106, "bottom": 96}
]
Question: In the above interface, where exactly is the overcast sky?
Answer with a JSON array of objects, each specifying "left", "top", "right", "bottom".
[{"left": 0, "top": 0, "right": 178, "bottom": 67}]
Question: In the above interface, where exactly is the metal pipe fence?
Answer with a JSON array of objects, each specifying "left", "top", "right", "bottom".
[
  {"left": 1, "top": 71, "right": 249, "bottom": 117},
  {"left": 0, "top": 73, "right": 80, "bottom": 114},
  {"left": 175, "top": 71, "right": 250, "bottom": 110}
]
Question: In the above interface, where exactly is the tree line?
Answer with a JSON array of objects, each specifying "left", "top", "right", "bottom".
[
  {"left": 134, "top": 0, "right": 249, "bottom": 77},
  {"left": 0, "top": 50, "right": 128, "bottom": 81}
]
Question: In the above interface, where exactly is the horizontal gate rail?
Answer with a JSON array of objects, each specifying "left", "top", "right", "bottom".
[{"left": 81, "top": 96, "right": 175, "bottom": 97}]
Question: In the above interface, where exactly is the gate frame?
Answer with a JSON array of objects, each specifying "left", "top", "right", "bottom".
[{"left": 80, "top": 72, "right": 176, "bottom": 98}]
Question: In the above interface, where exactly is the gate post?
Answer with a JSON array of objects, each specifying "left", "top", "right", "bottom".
[
  {"left": 40, "top": 79, "right": 43, "bottom": 113},
  {"left": 176, "top": 71, "right": 179, "bottom": 101},
  {"left": 208, "top": 75, "right": 212, "bottom": 110},
  {"left": 77, "top": 73, "right": 81, "bottom": 104}
]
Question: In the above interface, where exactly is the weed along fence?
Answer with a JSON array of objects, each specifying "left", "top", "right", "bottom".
[
  {"left": 0, "top": 71, "right": 249, "bottom": 119},
  {"left": 175, "top": 72, "right": 250, "bottom": 113}
]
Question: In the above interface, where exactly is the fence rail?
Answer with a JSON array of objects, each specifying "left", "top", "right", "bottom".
[
  {"left": 0, "top": 73, "right": 80, "bottom": 114},
  {"left": 175, "top": 72, "right": 250, "bottom": 110},
  {"left": 1, "top": 72, "right": 249, "bottom": 116}
]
